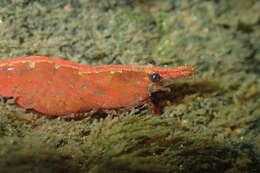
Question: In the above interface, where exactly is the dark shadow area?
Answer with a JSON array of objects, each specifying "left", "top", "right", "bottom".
[
  {"left": 151, "top": 80, "right": 220, "bottom": 114},
  {"left": 0, "top": 151, "right": 81, "bottom": 173}
]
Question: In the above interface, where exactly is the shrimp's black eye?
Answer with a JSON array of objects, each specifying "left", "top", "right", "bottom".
[
  {"left": 148, "top": 60, "right": 156, "bottom": 65},
  {"left": 149, "top": 72, "right": 161, "bottom": 83}
]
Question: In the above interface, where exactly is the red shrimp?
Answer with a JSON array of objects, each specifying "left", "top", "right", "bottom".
[{"left": 0, "top": 56, "right": 195, "bottom": 116}]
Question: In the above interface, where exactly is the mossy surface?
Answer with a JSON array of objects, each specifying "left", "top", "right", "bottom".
[{"left": 0, "top": 0, "right": 259, "bottom": 172}]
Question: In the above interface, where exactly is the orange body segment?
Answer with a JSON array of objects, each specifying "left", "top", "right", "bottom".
[{"left": 0, "top": 56, "right": 195, "bottom": 116}]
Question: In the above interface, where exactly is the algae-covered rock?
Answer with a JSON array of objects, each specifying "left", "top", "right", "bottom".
[{"left": 0, "top": 0, "right": 259, "bottom": 172}]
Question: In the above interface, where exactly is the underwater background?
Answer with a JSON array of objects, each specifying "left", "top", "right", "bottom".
[{"left": 0, "top": 0, "right": 259, "bottom": 172}]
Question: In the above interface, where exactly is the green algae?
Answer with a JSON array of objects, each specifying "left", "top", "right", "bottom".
[
  {"left": 0, "top": 113, "right": 255, "bottom": 172},
  {"left": 0, "top": 0, "right": 259, "bottom": 172}
]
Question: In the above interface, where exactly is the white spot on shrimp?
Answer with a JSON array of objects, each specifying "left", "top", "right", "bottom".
[
  {"left": 110, "top": 70, "right": 122, "bottom": 74},
  {"left": 28, "top": 60, "right": 36, "bottom": 69},
  {"left": 5, "top": 67, "right": 15, "bottom": 71}
]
